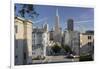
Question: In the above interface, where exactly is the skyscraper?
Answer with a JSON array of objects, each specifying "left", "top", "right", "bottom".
[
  {"left": 67, "top": 19, "right": 74, "bottom": 31},
  {"left": 55, "top": 8, "right": 60, "bottom": 32},
  {"left": 54, "top": 8, "right": 62, "bottom": 44}
]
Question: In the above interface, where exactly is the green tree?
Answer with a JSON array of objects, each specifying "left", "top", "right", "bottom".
[
  {"left": 63, "top": 45, "right": 72, "bottom": 53},
  {"left": 51, "top": 44, "right": 61, "bottom": 54},
  {"left": 15, "top": 4, "right": 39, "bottom": 19}
]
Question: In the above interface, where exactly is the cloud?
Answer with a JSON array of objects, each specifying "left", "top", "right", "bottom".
[{"left": 74, "top": 20, "right": 94, "bottom": 23}]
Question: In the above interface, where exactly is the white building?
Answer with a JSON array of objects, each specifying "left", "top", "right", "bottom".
[
  {"left": 80, "top": 31, "right": 94, "bottom": 55},
  {"left": 15, "top": 16, "right": 33, "bottom": 65},
  {"left": 32, "top": 24, "right": 49, "bottom": 58},
  {"left": 63, "top": 30, "right": 80, "bottom": 57}
]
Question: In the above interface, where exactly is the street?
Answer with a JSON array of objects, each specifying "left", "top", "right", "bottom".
[{"left": 32, "top": 56, "right": 79, "bottom": 64}]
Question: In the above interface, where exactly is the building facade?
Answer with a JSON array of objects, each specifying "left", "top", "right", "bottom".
[
  {"left": 32, "top": 24, "right": 49, "bottom": 58},
  {"left": 63, "top": 30, "right": 80, "bottom": 57},
  {"left": 80, "top": 31, "right": 94, "bottom": 55},
  {"left": 67, "top": 19, "right": 74, "bottom": 31},
  {"left": 14, "top": 16, "right": 33, "bottom": 65},
  {"left": 63, "top": 18, "right": 80, "bottom": 57}
]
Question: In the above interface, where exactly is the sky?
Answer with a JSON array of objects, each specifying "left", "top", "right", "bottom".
[{"left": 15, "top": 4, "right": 94, "bottom": 33}]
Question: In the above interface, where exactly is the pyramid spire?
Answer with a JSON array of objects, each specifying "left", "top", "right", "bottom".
[{"left": 56, "top": 8, "right": 59, "bottom": 16}]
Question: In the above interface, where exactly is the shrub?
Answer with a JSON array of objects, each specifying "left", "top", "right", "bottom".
[
  {"left": 32, "top": 56, "right": 45, "bottom": 60},
  {"left": 62, "top": 45, "right": 72, "bottom": 53},
  {"left": 79, "top": 55, "right": 93, "bottom": 61},
  {"left": 51, "top": 43, "right": 62, "bottom": 54}
]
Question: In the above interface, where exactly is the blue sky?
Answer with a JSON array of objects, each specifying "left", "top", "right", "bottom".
[{"left": 15, "top": 4, "right": 94, "bottom": 33}]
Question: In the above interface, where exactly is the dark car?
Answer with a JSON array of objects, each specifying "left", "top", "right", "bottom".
[{"left": 66, "top": 54, "right": 74, "bottom": 58}]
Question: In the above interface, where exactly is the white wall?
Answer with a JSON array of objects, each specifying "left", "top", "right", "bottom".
[
  {"left": 32, "top": 31, "right": 49, "bottom": 57},
  {"left": 64, "top": 31, "right": 80, "bottom": 56},
  {"left": 15, "top": 18, "right": 25, "bottom": 65}
]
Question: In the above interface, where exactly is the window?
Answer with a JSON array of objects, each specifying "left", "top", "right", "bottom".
[
  {"left": 88, "top": 36, "right": 91, "bottom": 39},
  {"left": 34, "top": 34, "right": 35, "bottom": 37},
  {"left": 15, "top": 55, "right": 18, "bottom": 58},
  {"left": 15, "top": 40, "right": 18, "bottom": 48},
  {"left": 24, "top": 53, "right": 26, "bottom": 60},
  {"left": 41, "top": 52, "right": 43, "bottom": 54},
  {"left": 32, "top": 52, "right": 35, "bottom": 55},
  {"left": 15, "top": 25, "right": 18, "bottom": 33},
  {"left": 88, "top": 42, "right": 91, "bottom": 46}
]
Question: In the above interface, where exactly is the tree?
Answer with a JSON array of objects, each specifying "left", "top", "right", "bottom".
[
  {"left": 15, "top": 4, "right": 39, "bottom": 20},
  {"left": 51, "top": 44, "right": 61, "bottom": 54},
  {"left": 62, "top": 45, "right": 72, "bottom": 53}
]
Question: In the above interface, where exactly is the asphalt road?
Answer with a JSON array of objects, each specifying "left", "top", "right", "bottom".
[{"left": 32, "top": 56, "right": 79, "bottom": 64}]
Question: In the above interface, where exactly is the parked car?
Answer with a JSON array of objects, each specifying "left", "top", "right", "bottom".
[{"left": 65, "top": 54, "right": 74, "bottom": 58}]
